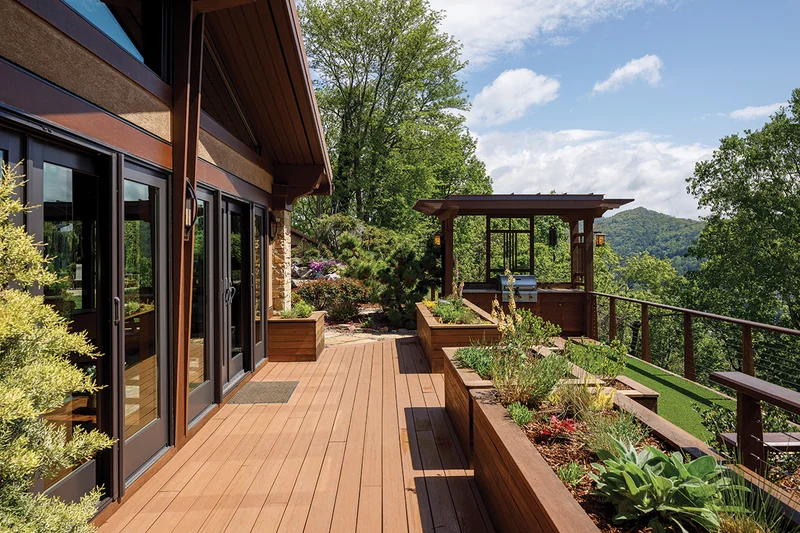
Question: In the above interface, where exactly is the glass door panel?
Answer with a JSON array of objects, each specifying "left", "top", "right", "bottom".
[
  {"left": 253, "top": 208, "right": 266, "bottom": 363},
  {"left": 221, "top": 200, "right": 247, "bottom": 392},
  {"left": 188, "top": 191, "right": 215, "bottom": 423},
  {"left": 122, "top": 166, "right": 168, "bottom": 480}
]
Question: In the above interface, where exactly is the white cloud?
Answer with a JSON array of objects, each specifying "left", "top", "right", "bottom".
[
  {"left": 592, "top": 54, "right": 663, "bottom": 94},
  {"left": 466, "top": 69, "right": 560, "bottom": 127},
  {"left": 475, "top": 129, "right": 714, "bottom": 218},
  {"left": 430, "top": 0, "right": 669, "bottom": 66},
  {"left": 728, "top": 102, "right": 783, "bottom": 120}
]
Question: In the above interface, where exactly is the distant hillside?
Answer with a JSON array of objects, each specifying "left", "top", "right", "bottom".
[{"left": 595, "top": 207, "right": 705, "bottom": 274}]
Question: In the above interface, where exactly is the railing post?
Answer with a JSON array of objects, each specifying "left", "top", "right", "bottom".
[
  {"left": 641, "top": 303, "right": 651, "bottom": 363},
  {"left": 738, "top": 390, "right": 766, "bottom": 475},
  {"left": 609, "top": 296, "right": 617, "bottom": 342},
  {"left": 684, "top": 312, "right": 695, "bottom": 381},
  {"left": 742, "top": 325, "right": 754, "bottom": 376}
]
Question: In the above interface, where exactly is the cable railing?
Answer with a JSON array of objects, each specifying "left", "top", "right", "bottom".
[{"left": 591, "top": 291, "right": 800, "bottom": 390}]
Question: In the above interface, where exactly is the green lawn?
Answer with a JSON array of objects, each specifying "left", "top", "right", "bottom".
[{"left": 620, "top": 356, "right": 735, "bottom": 441}]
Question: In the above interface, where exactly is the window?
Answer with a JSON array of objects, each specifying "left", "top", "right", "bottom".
[
  {"left": 201, "top": 41, "right": 260, "bottom": 152},
  {"left": 62, "top": 0, "right": 168, "bottom": 79}
]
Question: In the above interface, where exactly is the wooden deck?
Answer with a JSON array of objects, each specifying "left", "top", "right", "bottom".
[{"left": 97, "top": 338, "right": 494, "bottom": 533}]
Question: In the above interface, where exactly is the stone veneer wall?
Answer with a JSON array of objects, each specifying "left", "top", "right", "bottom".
[{"left": 272, "top": 210, "right": 292, "bottom": 311}]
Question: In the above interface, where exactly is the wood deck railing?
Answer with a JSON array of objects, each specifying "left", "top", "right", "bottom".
[{"left": 590, "top": 291, "right": 800, "bottom": 383}]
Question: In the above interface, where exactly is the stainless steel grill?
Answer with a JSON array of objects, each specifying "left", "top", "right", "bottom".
[{"left": 497, "top": 274, "right": 538, "bottom": 303}]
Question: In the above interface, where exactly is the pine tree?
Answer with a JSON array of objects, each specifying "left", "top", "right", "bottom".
[{"left": 0, "top": 162, "right": 113, "bottom": 533}]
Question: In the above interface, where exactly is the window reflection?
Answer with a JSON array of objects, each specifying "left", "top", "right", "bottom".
[
  {"left": 254, "top": 214, "right": 263, "bottom": 344},
  {"left": 41, "top": 162, "right": 100, "bottom": 488},
  {"left": 189, "top": 201, "right": 209, "bottom": 390}
]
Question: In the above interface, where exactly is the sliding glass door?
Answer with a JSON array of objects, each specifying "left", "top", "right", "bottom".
[
  {"left": 121, "top": 163, "right": 169, "bottom": 481},
  {"left": 221, "top": 199, "right": 248, "bottom": 393},
  {"left": 188, "top": 188, "right": 216, "bottom": 423}
]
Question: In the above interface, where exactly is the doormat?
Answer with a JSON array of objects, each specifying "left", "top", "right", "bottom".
[{"left": 228, "top": 381, "right": 299, "bottom": 404}]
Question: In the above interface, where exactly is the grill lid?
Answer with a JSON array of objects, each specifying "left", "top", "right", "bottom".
[{"left": 496, "top": 274, "right": 538, "bottom": 291}]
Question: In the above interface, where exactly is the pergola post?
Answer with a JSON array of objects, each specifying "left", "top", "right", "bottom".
[
  {"left": 442, "top": 217, "right": 454, "bottom": 296},
  {"left": 583, "top": 217, "right": 595, "bottom": 338}
]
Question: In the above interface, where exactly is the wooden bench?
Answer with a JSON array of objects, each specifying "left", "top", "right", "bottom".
[
  {"left": 720, "top": 432, "right": 800, "bottom": 453},
  {"left": 710, "top": 371, "right": 800, "bottom": 474}
]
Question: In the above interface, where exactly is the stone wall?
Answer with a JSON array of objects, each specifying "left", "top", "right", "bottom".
[{"left": 272, "top": 209, "right": 292, "bottom": 311}]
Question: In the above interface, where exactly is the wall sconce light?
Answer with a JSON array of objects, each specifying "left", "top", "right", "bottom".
[
  {"left": 184, "top": 178, "right": 197, "bottom": 240},
  {"left": 595, "top": 232, "right": 606, "bottom": 247},
  {"left": 548, "top": 226, "right": 558, "bottom": 247},
  {"left": 433, "top": 232, "right": 442, "bottom": 247},
  {"left": 268, "top": 211, "right": 279, "bottom": 242}
]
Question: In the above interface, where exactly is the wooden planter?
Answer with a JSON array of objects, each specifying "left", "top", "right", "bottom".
[
  {"left": 471, "top": 389, "right": 599, "bottom": 533},
  {"left": 267, "top": 311, "right": 325, "bottom": 362},
  {"left": 416, "top": 300, "right": 499, "bottom": 373},
  {"left": 443, "top": 347, "right": 493, "bottom": 465},
  {"left": 469, "top": 387, "right": 718, "bottom": 533}
]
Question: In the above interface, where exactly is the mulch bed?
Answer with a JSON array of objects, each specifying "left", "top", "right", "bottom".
[
  {"left": 523, "top": 416, "right": 672, "bottom": 533},
  {"left": 610, "top": 380, "right": 633, "bottom": 391}
]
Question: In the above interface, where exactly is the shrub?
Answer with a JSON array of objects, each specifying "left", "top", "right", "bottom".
[
  {"left": 431, "top": 298, "right": 481, "bottom": 324},
  {"left": 377, "top": 240, "right": 439, "bottom": 329},
  {"left": 454, "top": 345, "right": 493, "bottom": 379},
  {"left": 551, "top": 382, "right": 614, "bottom": 419},
  {"left": 281, "top": 299, "right": 314, "bottom": 319},
  {"left": 591, "top": 439, "right": 739, "bottom": 532},
  {"left": 567, "top": 339, "right": 627, "bottom": 382},
  {"left": 557, "top": 462, "right": 585, "bottom": 487},
  {"left": 582, "top": 410, "right": 650, "bottom": 454},
  {"left": 491, "top": 272, "right": 562, "bottom": 353},
  {"left": 294, "top": 278, "right": 370, "bottom": 322},
  {"left": 507, "top": 402, "right": 534, "bottom": 427},
  {"left": 491, "top": 350, "right": 570, "bottom": 408},
  {"left": 0, "top": 162, "right": 114, "bottom": 532}
]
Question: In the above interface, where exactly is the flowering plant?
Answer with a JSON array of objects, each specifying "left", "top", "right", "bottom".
[
  {"left": 538, "top": 415, "right": 576, "bottom": 440},
  {"left": 308, "top": 260, "right": 343, "bottom": 274}
]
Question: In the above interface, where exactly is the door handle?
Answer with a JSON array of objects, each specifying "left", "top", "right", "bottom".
[{"left": 113, "top": 296, "right": 121, "bottom": 326}]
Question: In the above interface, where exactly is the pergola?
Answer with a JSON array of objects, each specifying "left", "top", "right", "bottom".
[{"left": 413, "top": 194, "right": 633, "bottom": 334}]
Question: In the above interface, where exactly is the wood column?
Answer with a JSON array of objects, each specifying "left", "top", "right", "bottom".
[
  {"left": 738, "top": 391, "right": 766, "bottom": 474},
  {"left": 172, "top": 1, "right": 204, "bottom": 448},
  {"left": 641, "top": 303, "right": 651, "bottom": 363},
  {"left": 583, "top": 218, "right": 595, "bottom": 338},
  {"left": 609, "top": 297, "right": 617, "bottom": 342},
  {"left": 742, "top": 325, "right": 754, "bottom": 376},
  {"left": 684, "top": 313, "right": 696, "bottom": 381},
  {"left": 442, "top": 217, "right": 454, "bottom": 296}
]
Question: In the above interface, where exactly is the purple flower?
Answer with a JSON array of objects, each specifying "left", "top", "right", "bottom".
[{"left": 309, "top": 260, "right": 343, "bottom": 273}]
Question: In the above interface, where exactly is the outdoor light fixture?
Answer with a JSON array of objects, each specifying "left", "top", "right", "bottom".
[
  {"left": 595, "top": 232, "right": 606, "bottom": 247},
  {"left": 184, "top": 178, "right": 197, "bottom": 240},
  {"left": 268, "top": 211, "right": 279, "bottom": 242},
  {"left": 433, "top": 232, "right": 442, "bottom": 247},
  {"left": 548, "top": 226, "right": 558, "bottom": 247}
]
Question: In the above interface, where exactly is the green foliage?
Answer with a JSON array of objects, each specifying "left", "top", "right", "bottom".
[
  {"left": 591, "top": 439, "right": 738, "bottom": 532},
  {"left": 490, "top": 349, "right": 570, "bottom": 408},
  {"left": 594, "top": 207, "right": 705, "bottom": 275},
  {"left": 0, "top": 162, "right": 113, "bottom": 532},
  {"left": 377, "top": 239, "right": 440, "bottom": 328},
  {"left": 551, "top": 382, "right": 614, "bottom": 419},
  {"left": 453, "top": 345, "right": 492, "bottom": 380},
  {"left": 556, "top": 461, "right": 585, "bottom": 488},
  {"left": 294, "top": 278, "right": 370, "bottom": 322},
  {"left": 281, "top": 300, "right": 314, "bottom": 319},
  {"left": 507, "top": 402, "right": 533, "bottom": 427},
  {"left": 582, "top": 410, "right": 650, "bottom": 456},
  {"left": 568, "top": 340, "right": 628, "bottom": 382},
  {"left": 686, "top": 89, "right": 800, "bottom": 331},
  {"left": 717, "top": 472, "right": 800, "bottom": 533},
  {"left": 295, "top": 0, "right": 491, "bottom": 232},
  {"left": 431, "top": 298, "right": 481, "bottom": 324}
]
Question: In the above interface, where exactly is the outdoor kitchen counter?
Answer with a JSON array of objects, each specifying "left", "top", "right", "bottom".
[{"left": 463, "top": 286, "right": 586, "bottom": 336}]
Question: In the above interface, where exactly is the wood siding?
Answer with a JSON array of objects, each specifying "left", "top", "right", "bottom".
[
  {"left": 267, "top": 311, "right": 325, "bottom": 362},
  {"left": 416, "top": 301, "right": 500, "bottom": 373}
]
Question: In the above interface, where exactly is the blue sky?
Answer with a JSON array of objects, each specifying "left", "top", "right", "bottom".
[{"left": 429, "top": 0, "right": 800, "bottom": 218}]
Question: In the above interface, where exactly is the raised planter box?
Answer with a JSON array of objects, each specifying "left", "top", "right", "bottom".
[
  {"left": 416, "top": 300, "right": 499, "bottom": 373},
  {"left": 267, "top": 311, "right": 325, "bottom": 362},
  {"left": 471, "top": 389, "right": 599, "bottom": 533},
  {"left": 443, "top": 347, "right": 493, "bottom": 465},
  {"left": 470, "top": 386, "right": 717, "bottom": 533}
]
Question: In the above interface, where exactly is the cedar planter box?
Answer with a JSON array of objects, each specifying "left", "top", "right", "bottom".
[
  {"left": 267, "top": 311, "right": 325, "bottom": 362},
  {"left": 469, "top": 387, "right": 717, "bottom": 533},
  {"left": 416, "top": 300, "right": 499, "bottom": 373},
  {"left": 443, "top": 347, "right": 493, "bottom": 465},
  {"left": 471, "top": 389, "right": 599, "bottom": 533}
]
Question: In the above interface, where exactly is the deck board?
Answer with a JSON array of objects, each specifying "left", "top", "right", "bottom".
[{"left": 97, "top": 339, "right": 493, "bottom": 533}]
